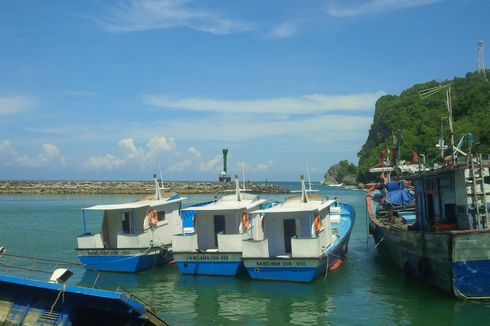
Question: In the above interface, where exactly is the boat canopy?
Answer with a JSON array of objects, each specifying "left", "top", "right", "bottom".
[
  {"left": 252, "top": 199, "right": 335, "bottom": 214},
  {"left": 83, "top": 197, "right": 186, "bottom": 211},
  {"left": 181, "top": 194, "right": 265, "bottom": 212}
]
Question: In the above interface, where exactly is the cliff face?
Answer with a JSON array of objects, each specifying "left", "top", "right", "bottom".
[
  {"left": 323, "top": 160, "right": 358, "bottom": 186},
  {"left": 357, "top": 72, "right": 490, "bottom": 183}
]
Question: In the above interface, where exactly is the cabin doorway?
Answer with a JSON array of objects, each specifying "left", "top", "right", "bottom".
[
  {"left": 283, "top": 219, "right": 296, "bottom": 254},
  {"left": 214, "top": 215, "right": 226, "bottom": 247},
  {"left": 121, "top": 212, "right": 130, "bottom": 234}
]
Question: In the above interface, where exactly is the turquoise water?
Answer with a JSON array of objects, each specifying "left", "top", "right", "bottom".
[{"left": 1, "top": 183, "right": 489, "bottom": 325}]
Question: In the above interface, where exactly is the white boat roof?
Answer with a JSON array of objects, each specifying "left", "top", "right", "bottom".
[
  {"left": 182, "top": 194, "right": 266, "bottom": 212},
  {"left": 253, "top": 199, "right": 335, "bottom": 214},
  {"left": 83, "top": 197, "right": 186, "bottom": 211},
  {"left": 369, "top": 166, "right": 395, "bottom": 173}
]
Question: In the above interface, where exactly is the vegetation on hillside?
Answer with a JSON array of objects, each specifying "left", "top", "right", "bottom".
[
  {"left": 357, "top": 71, "right": 490, "bottom": 183},
  {"left": 323, "top": 160, "right": 358, "bottom": 185}
]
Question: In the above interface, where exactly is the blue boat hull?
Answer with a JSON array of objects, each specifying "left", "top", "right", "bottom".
[
  {"left": 173, "top": 252, "right": 243, "bottom": 276},
  {"left": 77, "top": 247, "right": 169, "bottom": 272},
  {"left": 244, "top": 239, "right": 349, "bottom": 282},
  {"left": 0, "top": 274, "right": 166, "bottom": 325}
]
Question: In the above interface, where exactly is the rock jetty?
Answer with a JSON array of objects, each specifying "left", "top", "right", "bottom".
[{"left": 0, "top": 180, "right": 289, "bottom": 195}]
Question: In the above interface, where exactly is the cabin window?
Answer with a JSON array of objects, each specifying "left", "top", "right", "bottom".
[
  {"left": 214, "top": 215, "right": 226, "bottom": 247},
  {"left": 121, "top": 212, "right": 130, "bottom": 234},
  {"left": 444, "top": 203, "right": 457, "bottom": 223},
  {"left": 439, "top": 178, "right": 452, "bottom": 189},
  {"left": 157, "top": 210, "right": 166, "bottom": 222},
  {"left": 426, "top": 193, "right": 435, "bottom": 225},
  {"left": 425, "top": 179, "right": 434, "bottom": 191},
  {"left": 283, "top": 219, "right": 296, "bottom": 254}
]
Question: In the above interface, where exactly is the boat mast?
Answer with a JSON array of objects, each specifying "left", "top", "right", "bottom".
[
  {"left": 306, "top": 163, "right": 313, "bottom": 192},
  {"left": 242, "top": 161, "right": 246, "bottom": 190},
  {"left": 419, "top": 84, "right": 455, "bottom": 164},
  {"left": 235, "top": 175, "right": 241, "bottom": 202},
  {"left": 446, "top": 86, "right": 455, "bottom": 163},
  {"left": 300, "top": 175, "right": 308, "bottom": 203}
]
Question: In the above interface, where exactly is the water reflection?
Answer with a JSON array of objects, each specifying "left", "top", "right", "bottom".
[{"left": 2, "top": 188, "right": 490, "bottom": 325}]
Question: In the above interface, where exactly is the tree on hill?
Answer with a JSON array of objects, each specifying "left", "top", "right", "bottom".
[
  {"left": 323, "top": 160, "right": 358, "bottom": 185},
  {"left": 357, "top": 71, "right": 490, "bottom": 183}
]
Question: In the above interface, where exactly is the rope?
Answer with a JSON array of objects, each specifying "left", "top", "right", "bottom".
[
  {"left": 41, "top": 285, "right": 65, "bottom": 326},
  {"left": 324, "top": 254, "right": 329, "bottom": 280},
  {"left": 0, "top": 251, "right": 157, "bottom": 313}
]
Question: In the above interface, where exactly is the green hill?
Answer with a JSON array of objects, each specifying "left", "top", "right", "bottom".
[{"left": 357, "top": 71, "right": 490, "bottom": 183}]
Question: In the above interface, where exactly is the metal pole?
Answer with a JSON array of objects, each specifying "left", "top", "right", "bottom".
[
  {"left": 82, "top": 210, "right": 87, "bottom": 234},
  {"left": 447, "top": 87, "right": 455, "bottom": 163}
]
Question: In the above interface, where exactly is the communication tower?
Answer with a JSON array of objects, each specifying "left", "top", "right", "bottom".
[{"left": 478, "top": 40, "right": 487, "bottom": 81}]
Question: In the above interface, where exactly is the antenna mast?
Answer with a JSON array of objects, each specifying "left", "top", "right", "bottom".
[
  {"left": 419, "top": 84, "right": 455, "bottom": 164},
  {"left": 478, "top": 40, "right": 487, "bottom": 81}
]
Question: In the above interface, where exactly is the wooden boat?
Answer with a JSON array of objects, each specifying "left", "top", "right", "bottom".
[
  {"left": 242, "top": 175, "right": 356, "bottom": 282},
  {"left": 367, "top": 155, "right": 490, "bottom": 299},
  {"left": 0, "top": 248, "right": 167, "bottom": 325},
  {"left": 172, "top": 176, "right": 268, "bottom": 276},
  {"left": 76, "top": 175, "right": 185, "bottom": 272},
  {"left": 367, "top": 84, "right": 490, "bottom": 299}
]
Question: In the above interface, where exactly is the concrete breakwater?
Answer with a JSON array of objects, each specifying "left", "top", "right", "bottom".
[{"left": 0, "top": 180, "right": 289, "bottom": 195}]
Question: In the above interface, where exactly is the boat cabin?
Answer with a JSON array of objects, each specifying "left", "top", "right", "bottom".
[
  {"left": 172, "top": 193, "right": 266, "bottom": 253},
  {"left": 77, "top": 195, "right": 185, "bottom": 250},
  {"left": 410, "top": 164, "right": 490, "bottom": 231},
  {"left": 243, "top": 195, "right": 337, "bottom": 259}
]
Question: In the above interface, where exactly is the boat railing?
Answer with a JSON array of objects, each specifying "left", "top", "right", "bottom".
[{"left": 0, "top": 251, "right": 157, "bottom": 313}]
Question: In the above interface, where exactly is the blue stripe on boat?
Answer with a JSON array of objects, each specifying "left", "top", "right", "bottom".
[
  {"left": 79, "top": 253, "right": 165, "bottom": 272},
  {"left": 452, "top": 259, "right": 490, "bottom": 298},
  {"left": 176, "top": 261, "right": 243, "bottom": 276}
]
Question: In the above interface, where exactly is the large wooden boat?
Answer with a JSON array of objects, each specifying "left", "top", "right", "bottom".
[{"left": 367, "top": 156, "right": 490, "bottom": 299}]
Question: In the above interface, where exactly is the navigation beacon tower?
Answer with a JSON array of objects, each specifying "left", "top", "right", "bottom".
[
  {"left": 478, "top": 40, "right": 487, "bottom": 81},
  {"left": 219, "top": 149, "right": 231, "bottom": 182}
]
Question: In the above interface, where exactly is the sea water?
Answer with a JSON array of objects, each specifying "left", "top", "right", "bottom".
[{"left": 1, "top": 183, "right": 489, "bottom": 325}]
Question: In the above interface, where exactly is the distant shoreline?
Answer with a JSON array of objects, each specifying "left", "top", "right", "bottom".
[{"left": 0, "top": 180, "right": 289, "bottom": 195}]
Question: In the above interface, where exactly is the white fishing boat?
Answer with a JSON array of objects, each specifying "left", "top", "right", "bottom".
[
  {"left": 172, "top": 176, "right": 268, "bottom": 276},
  {"left": 242, "top": 175, "right": 356, "bottom": 282},
  {"left": 76, "top": 175, "right": 185, "bottom": 272}
]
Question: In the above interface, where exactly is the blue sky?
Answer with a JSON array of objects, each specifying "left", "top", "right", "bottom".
[{"left": 0, "top": 0, "right": 488, "bottom": 181}]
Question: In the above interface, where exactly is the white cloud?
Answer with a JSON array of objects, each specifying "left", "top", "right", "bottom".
[
  {"left": 199, "top": 155, "right": 222, "bottom": 172},
  {"left": 38, "top": 144, "right": 67, "bottom": 166},
  {"left": 144, "top": 91, "right": 384, "bottom": 114},
  {"left": 0, "top": 140, "right": 66, "bottom": 168},
  {"left": 82, "top": 136, "right": 177, "bottom": 171},
  {"left": 158, "top": 114, "right": 372, "bottom": 142},
  {"left": 0, "top": 95, "right": 33, "bottom": 116},
  {"left": 269, "top": 22, "right": 298, "bottom": 39},
  {"left": 169, "top": 158, "right": 192, "bottom": 172},
  {"left": 83, "top": 154, "right": 124, "bottom": 170},
  {"left": 119, "top": 138, "right": 144, "bottom": 159},
  {"left": 100, "top": 0, "right": 252, "bottom": 34},
  {"left": 252, "top": 160, "right": 274, "bottom": 173},
  {"left": 147, "top": 136, "right": 176, "bottom": 152},
  {"left": 326, "top": 0, "right": 443, "bottom": 17},
  {"left": 188, "top": 146, "right": 201, "bottom": 158}
]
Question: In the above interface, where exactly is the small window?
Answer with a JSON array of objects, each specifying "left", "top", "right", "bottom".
[
  {"left": 157, "top": 210, "right": 166, "bottom": 222},
  {"left": 121, "top": 212, "right": 130, "bottom": 233},
  {"left": 484, "top": 176, "right": 490, "bottom": 185}
]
